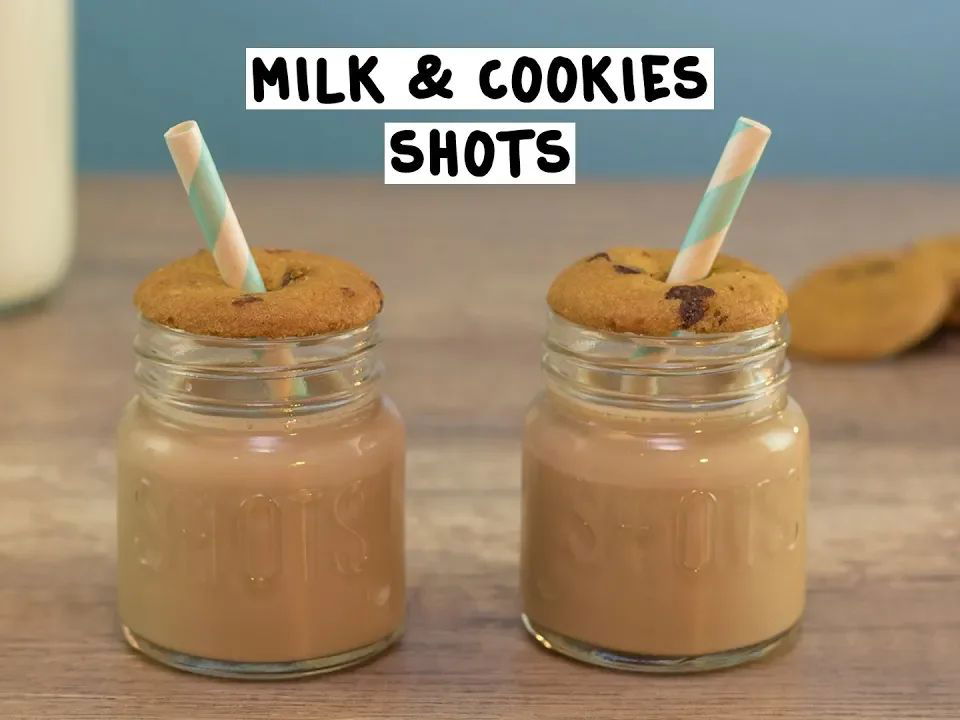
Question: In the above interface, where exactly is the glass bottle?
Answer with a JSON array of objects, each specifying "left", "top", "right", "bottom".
[{"left": 0, "top": 0, "right": 74, "bottom": 311}]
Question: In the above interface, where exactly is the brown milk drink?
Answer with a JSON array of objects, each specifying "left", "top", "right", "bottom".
[
  {"left": 522, "top": 393, "right": 808, "bottom": 658},
  {"left": 520, "top": 313, "right": 809, "bottom": 672},
  {"left": 117, "top": 391, "right": 405, "bottom": 669}
]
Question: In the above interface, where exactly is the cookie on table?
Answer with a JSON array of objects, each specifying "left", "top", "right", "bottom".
[
  {"left": 912, "top": 234, "right": 960, "bottom": 328},
  {"left": 547, "top": 247, "right": 787, "bottom": 335},
  {"left": 134, "top": 248, "right": 383, "bottom": 338},
  {"left": 788, "top": 250, "right": 951, "bottom": 360}
]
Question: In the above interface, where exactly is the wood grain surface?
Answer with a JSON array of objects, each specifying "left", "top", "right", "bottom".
[{"left": 1, "top": 177, "right": 958, "bottom": 719}]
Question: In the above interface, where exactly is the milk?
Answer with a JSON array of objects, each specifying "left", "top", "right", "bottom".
[{"left": 0, "top": 1, "right": 74, "bottom": 310}]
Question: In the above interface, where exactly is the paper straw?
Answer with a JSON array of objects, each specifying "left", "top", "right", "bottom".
[
  {"left": 164, "top": 120, "right": 304, "bottom": 399},
  {"left": 667, "top": 117, "right": 771, "bottom": 284},
  {"left": 164, "top": 121, "right": 266, "bottom": 292}
]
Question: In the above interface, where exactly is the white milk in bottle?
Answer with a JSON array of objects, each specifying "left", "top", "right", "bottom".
[{"left": 0, "top": 0, "right": 74, "bottom": 310}]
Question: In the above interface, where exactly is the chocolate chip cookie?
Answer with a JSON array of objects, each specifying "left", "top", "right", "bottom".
[
  {"left": 547, "top": 247, "right": 787, "bottom": 335},
  {"left": 913, "top": 234, "right": 960, "bottom": 328},
  {"left": 789, "top": 249, "right": 951, "bottom": 360},
  {"left": 135, "top": 248, "right": 383, "bottom": 337}
]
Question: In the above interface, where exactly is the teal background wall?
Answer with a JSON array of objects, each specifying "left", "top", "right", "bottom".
[{"left": 77, "top": 0, "right": 960, "bottom": 176}]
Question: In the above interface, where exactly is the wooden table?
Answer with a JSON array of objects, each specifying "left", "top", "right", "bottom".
[{"left": 2, "top": 178, "right": 958, "bottom": 719}]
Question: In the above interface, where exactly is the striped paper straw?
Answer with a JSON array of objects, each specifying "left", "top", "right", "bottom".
[
  {"left": 667, "top": 117, "right": 771, "bottom": 284},
  {"left": 164, "top": 121, "right": 266, "bottom": 292},
  {"left": 164, "top": 120, "right": 305, "bottom": 399}
]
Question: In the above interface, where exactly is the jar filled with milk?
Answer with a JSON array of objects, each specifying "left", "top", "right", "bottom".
[{"left": 0, "top": 1, "right": 74, "bottom": 311}]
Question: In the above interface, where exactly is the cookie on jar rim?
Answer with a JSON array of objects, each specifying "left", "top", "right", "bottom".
[
  {"left": 546, "top": 247, "right": 787, "bottom": 336},
  {"left": 134, "top": 247, "right": 384, "bottom": 338}
]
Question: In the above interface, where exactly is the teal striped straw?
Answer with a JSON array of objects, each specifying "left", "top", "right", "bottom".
[
  {"left": 164, "top": 121, "right": 266, "bottom": 292},
  {"left": 632, "top": 117, "right": 772, "bottom": 359},
  {"left": 667, "top": 117, "right": 771, "bottom": 283},
  {"left": 164, "top": 120, "right": 307, "bottom": 399}
]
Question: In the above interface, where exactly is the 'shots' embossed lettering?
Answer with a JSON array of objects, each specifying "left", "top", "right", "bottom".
[
  {"left": 529, "top": 477, "right": 802, "bottom": 578},
  {"left": 131, "top": 481, "right": 377, "bottom": 586}
]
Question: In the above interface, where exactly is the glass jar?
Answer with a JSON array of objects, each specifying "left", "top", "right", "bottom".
[
  {"left": 521, "top": 313, "right": 809, "bottom": 672},
  {"left": 116, "top": 318, "right": 405, "bottom": 679}
]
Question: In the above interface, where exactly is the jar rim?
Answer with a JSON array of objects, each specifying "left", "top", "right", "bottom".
[
  {"left": 136, "top": 315, "right": 377, "bottom": 350},
  {"left": 545, "top": 311, "right": 786, "bottom": 359},
  {"left": 542, "top": 312, "right": 790, "bottom": 409},
  {"left": 132, "top": 316, "right": 382, "bottom": 414}
]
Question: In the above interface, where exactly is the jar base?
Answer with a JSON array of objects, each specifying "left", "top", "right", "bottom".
[
  {"left": 122, "top": 624, "right": 403, "bottom": 680},
  {"left": 521, "top": 614, "right": 800, "bottom": 673}
]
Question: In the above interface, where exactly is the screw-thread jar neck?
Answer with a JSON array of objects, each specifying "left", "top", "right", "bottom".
[
  {"left": 542, "top": 312, "right": 790, "bottom": 412},
  {"left": 133, "top": 317, "right": 382, "bottom": 417}
]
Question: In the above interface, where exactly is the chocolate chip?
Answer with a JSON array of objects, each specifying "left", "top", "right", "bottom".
[
  {"left": 587, "top": 252, "right": 610, "bottom": 262},
  {"left": 613, "top": 264, "right": 645, "bottom": 275},
  {"left": 281, "top": 269, "right": 305, "bottom": 287},
  {"left": 665, "top": 285, "right": 716, "bottom": 329},
  {"left": 340, "top": 286, "right": 356, "bottom": 298},
  {"left": 232, "top": 294, "right": 263, "bottom": 306}
]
